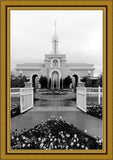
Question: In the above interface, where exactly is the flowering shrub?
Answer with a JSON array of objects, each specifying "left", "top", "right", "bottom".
[
  {"left": 11, "top": 104, "right": 20, "bottom": 118},
  {"left": 87, "top": 104, "right": 102, "bottom": 119},
  {"left": 11, "top": 116, "right": 102, "bottom": 149}
]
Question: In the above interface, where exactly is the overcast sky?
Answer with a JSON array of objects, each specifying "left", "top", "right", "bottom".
[{"left": 11, "top": 10, "right": 103, "bottom": 76}]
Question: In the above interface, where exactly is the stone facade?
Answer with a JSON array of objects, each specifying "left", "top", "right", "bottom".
[{"left": 15, "top": 31, "right": 95, "bottom": 89}]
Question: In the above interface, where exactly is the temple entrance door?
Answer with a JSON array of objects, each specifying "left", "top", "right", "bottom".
[{"left": 51, "top": 71, "right": 59, "bottom": 89}]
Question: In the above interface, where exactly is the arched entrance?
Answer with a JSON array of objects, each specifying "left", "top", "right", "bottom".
[
  {"left": 72, "top": 74, "right": 79, "bottom": 91},
  {"left": 32, "top": 74, "right": 38, "bottom": 91},
  {"left": 51, "top": 71, "right": 59, "bottom": 89}
]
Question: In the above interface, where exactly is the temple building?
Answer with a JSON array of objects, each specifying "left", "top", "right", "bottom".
[{"left": 15, "top": 25, "right": 95, "bottom": 89}]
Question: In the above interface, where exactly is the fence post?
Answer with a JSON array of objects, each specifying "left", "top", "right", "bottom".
[
  {"left": 84, "top": 87, "right": 87, "bottom": 112},
  {"left": 76, "top": 82, "right": 87, "bottom": 112},
  {"left": 98, "top": 85, "right": 100, "bottom": 105},
  {"left": 20, "top": 82, "right": 34, "bottom": 113},
  {"left": 20, "top": 88, "right": 23, "bottom": 113}
]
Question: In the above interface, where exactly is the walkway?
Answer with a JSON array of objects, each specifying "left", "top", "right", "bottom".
[{"left": 11, "top": 91, "right": 102, "bottom": 139}]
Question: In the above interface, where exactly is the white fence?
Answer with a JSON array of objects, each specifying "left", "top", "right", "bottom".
[
  {"left": 77, "top": 84, "right": 102, "bottom": 112},
  {"left": 76, "top": 86, "right": 87, "bottom": 112},
  {"left": 11, "top": 87, "right": 34, "bottom": 113},
  {"left": 86, "top": 86, "right": 102, "bottom": 105}
]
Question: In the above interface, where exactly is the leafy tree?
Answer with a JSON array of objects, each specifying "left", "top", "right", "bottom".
[
  {"left": 11, "top": 75, "right": 29, "bottom": 88},
  {"left": 96, "top": 74, "right": 102, "bottom": 87},
  {"left": 49, "top": 78, "right": 51, "bottom": 89},
  {"left": 63, "top": 76, "right": 72, "bottom": 88},
  {"left": 39, "top": 76, "right": 48, "bottom": 89},
  {"left": 60, "top": 78, "right": 63, "bottom": 89},
  {"left": 81, "top": 76, "right": 92, "bottom": 87}
]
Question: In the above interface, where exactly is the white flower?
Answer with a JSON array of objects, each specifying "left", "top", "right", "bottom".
[
  {"left": 22, "top": 136, "right": 25, "bottom": 140},
  {"left": 81, "top": 145, "right": 85, "bottom": 148},
  {"left": 66, "top": 133, "right": 70, "bottom": 138},
  {"left": 22, "top": 143, "right": 25, "bottom": 147},
  {"left": 62, "top": 139, "right": 65, "bottom": 143},
  {"left": 99, "top": 140, "right": 102, "bottom": 143},
  {"left": 40, "top": 143, "right": 44, "bottom": 148},
  {"left": 77, "top": 143, "right": 80, "bottom": 147},
  {"left": 84, "top": 130, "right": 87, "bottom": 133},
  {"left": 70, "top": 142, "right": 74, "bottom": 146},
  {"left": 85, "top": 147, "right": 88, "bottom": 150},
  {"left": 27, "top": 144, "right": 30, "bottom": 147},
  {"left": 38, "top": 137, "right": 41, "bottom": 141},
  {"left": 66, "top": 145, "right": 69, "bottom": 149},
  {"left": 74, "top": 134, "right": 77, "bottom": 138},
  {"left": 73, "top": 139, "right": 76, "bottom": 143}
]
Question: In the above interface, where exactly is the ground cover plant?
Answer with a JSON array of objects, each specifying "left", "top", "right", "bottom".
[
  {"left": 11, "top": 103, "right": 20, "bottom": 118},
  {"left": 42, "top": 91, "right": 67, "bottom": 95},
  {"left": 87, "top": 104, "right": 102, "bottom": 119},
  {"left": 11, "top": 116, "right": 102, "bottom": 150}
]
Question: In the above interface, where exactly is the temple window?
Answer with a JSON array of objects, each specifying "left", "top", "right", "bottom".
[{"left": 53, "top": 59, "right": 58, "bottom": 67}]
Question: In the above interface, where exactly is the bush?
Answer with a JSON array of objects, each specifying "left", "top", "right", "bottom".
[
  {"left": 87, "top": 104, "right": 102, "bottom": 119},
  {"left": 11, "top": 104, "right": 20, "bottom": 118},
  {"left": 63, "top": 76, "right": 72, "bottom": 89},
  {"left": 39, "top": 76, "right": 48, "bottom": 89},
  {"left": 11, "top": 75, "right": 29, "bottom": 88},
  {"left": 11, "top": 116, "right": 102, "bottom": 150}
]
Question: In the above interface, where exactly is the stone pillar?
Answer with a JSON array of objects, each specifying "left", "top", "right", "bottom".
[
  {"left": 77, "top": 82, "right": 85, "bottom": 87},
  {"left": 25, "top": 82, "right": 32, "bottom": 88}
]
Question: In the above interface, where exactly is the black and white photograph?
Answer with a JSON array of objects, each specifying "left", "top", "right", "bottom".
[{"left": 11, "top": 10, "right": 103, "bottom": 150}]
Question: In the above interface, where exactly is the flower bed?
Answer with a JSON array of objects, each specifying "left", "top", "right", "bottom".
[
  {"left": 11, "top": 116, "right": 102, "bottom": 150},
  {"left": 11, "top": 104, "right": 20, "bottom": 118},
  {"left": 87, "top": 104, "right": 102, "bottom": 119},
  {"left": 41, "top": 90, "right": 67, "bottom": 95}
]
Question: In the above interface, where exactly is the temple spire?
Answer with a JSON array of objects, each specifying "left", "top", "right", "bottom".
[
  {"left": 52, "top": 21, "right": 59, "bottom": 54},
  {"left": 55, "top": 21, "right": 56, "bottom": 36}
]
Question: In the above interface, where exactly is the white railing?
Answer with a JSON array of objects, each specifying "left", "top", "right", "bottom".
[
  {"left": 11, "top": 87, "right": 34, "bottom": 113},
  {"left": 11, "top": 88, "right": 20, "bottom": 96},
  {"left": 77, "top": 83, "right": 102, "bottom": 112},
  {"left": 11, "top": 88, "right": 20, "bottom": 92},
  {"left": 20, "top": 88, "right": 34, "bottom": 113},
  {"left": 76, "top": 87, "right": 87, "bottom": 112},
  {"left": 86, "top": 86, "right": 102, "bottom": 105}
]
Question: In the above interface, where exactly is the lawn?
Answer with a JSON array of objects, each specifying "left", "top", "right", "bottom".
[
  {"left": 87, "top": 96, "right": 102, "bottom": 105},
  {"left": 11, "top": 96, "right": 20, "bottom": 105}
]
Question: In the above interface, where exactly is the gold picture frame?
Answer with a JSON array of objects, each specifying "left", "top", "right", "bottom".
[{"left": 0, "top": 0, "right": 112, "bottom": 160}]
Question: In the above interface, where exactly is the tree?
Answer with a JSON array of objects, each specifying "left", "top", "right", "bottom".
[
  {"left": 39, "top": 76, "right": 48, "bottom": 89},
  {"left": 81, "top": 76, "right": 92, "bottom": 87},
  {"left": 60, "top": 78, "right": 63, "bottom": 89},
  {"left": 63, "top": 76, "right": 72, "bottom": 88},
  {"left": 11, "top": 75, "right": 29, "bottom": 88},
  {"left": 49, "top": 78, "right": 51, "bottom": 89},
  {"left": 96, "top": 74, "right": 102, "bottom": 87}
]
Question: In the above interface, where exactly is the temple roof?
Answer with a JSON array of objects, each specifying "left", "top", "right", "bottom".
[
  {"left": 66, "top": 63, "right": 94, "bottom": 68},
  {"left": 16, "top": 63, "right": 44, "bottom": 68}
]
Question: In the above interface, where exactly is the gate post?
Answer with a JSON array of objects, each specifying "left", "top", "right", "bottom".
[
  {"left": 98, "top": 85, "right": 101, "bottom": 105},
  {"left": 76, "top": 82, "right": 87, "bottom": 112},
  {"left": 20, "top": 82, "right": 34, "bottom": 113}
]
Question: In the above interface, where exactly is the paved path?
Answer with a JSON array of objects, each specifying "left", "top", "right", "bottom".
[
  {"left": 11, "top": 108, "right": 102, "bottom": 139},
  {"left": 30, "top": 106, "right": 79, "bottom": 111},
  {"left": 11, "top": 91, "right": 102, "bottom": 139}
]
